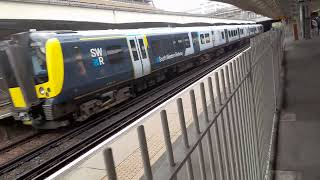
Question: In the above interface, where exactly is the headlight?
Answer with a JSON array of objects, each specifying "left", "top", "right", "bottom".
[{"left": 39, "top": 87, "right": 46, "bottom": 95}]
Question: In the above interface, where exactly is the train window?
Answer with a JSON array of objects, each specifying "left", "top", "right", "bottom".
[
  {"left": 184, "top": 37, "right": 191, "bottom": 48},
  {"left": 200, "top": 34, "right": 205, "bottom": 44},
  {"left": 138, "top": 39, "right": 147, "bottom": 59},
  {"left": 173, "top": 38, "right": 182, "bottom": 50},
  {"left": 163, "top": 38, "right": 174, "bottom": 54},
  {"left": 151, "top": 40, "right": 161, "bottom": 57},
  {"left": 221, "top": 32, "right": 225, "bottom": 39},
  {"left": 229, "top": 31, "right": 231, "bottom": 37},
  {"left": 177, "top": 39, "right": 184, "bottom": 50},
  {"left": 129, "top": 40, "right": 139, "bottom": 61},
  {"left": 74, "top": 46, "right": 87, "bottom": 76},
  {"left": 211, "top": 31, "right": 215, "bottom": 42},
  {"left": 106, "top": 45, "right": 125, "bottom": 64},
  {"left": 205, "top": 33, "right": 210, "bottom": 43}
]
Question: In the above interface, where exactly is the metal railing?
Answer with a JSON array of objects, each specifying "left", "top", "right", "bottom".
[
  {"left": 100, "top": 30, "right": 284, "bottom": 180},
  {"left": 47, "top": 30, "right": 283, "bottom": 180}
]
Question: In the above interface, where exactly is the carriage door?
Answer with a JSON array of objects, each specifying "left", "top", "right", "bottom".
[
  {"left": 127, "top": 36, "right": 151, "bottom": 79},
  {"left": 136, "top": 36, "right": 151, "bottom": 76},
  {"left": 191, "top": 32, "right": 200, "bottom": 53},
  {"left": 224, "top": 29, "right": 229, "bottom": 43}
]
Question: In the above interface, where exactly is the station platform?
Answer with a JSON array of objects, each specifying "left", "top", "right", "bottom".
[{"left": 275, "top": 36, "right": 320, "bottom": 180}]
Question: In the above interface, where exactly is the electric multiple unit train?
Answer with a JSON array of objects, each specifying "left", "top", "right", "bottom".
[{"left": 0, "top": 24, "right": 263, "bottom": 129}]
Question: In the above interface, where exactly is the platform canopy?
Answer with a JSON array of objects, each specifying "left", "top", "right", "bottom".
[{"left": 212, "top": 0, "right": 320, "bottom": 19}]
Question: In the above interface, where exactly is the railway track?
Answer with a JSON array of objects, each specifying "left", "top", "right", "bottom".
[
  {"left": 0, "top": 132, "right": 63, "bottom": 166},
  {"left": 0, "top": 45, "right": 248, "bottom": 179},
  {"left": 0, "top": 132, "right": 39, "bottom": 155}
]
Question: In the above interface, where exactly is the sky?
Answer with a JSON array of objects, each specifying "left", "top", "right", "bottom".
[{"left": 152, "top": 0, "right": 209, "bottom": 12}]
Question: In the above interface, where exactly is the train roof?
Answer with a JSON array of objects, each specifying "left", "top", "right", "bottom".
[{"left": 29, "top": 24, "right": 263, "bottom": 43}]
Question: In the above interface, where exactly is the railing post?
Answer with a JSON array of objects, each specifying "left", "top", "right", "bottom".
[
  {"left": 160, "top": 110, "right": 175, "bottom": 167},
  {"left": 220, "top": 68, "right": 237, "bottom": 180},
  {"left": 248, "top": 45, "right": 262, "bottom": 180},
  {"left": 177, "top": 98, "right": 194, "bottom": 180},
  {"left": 138, "top": 125, "right": 153, "bottom": 180},
  {"left": 214, "top": 72, "right": 232, "bottom": 180},
  {"left": 207, "top": 77, "right": 225, "bottom": 180},
  {"left": 225, "top": 64, "right": 241, "bottom": 180},
  {"left": 190, "top": 90, "right": 207, "bottom": 180},
  {"left": 103, "top": 148, "right": 117, "bottom": 180},
  {"left": 200, "top": 82, "right": 217, "bottom": 180}
]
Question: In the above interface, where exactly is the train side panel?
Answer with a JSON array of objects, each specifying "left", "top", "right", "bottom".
[
  {"left": 147, "top": 33, "right": 192, "bottom": 72},
  {"left": 57, "top": 38, "right": 134, "bottom": 101}
]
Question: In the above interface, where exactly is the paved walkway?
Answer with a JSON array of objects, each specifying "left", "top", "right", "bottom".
[{"left": 275, "top": 37, "right": 320, "bottom": 180}]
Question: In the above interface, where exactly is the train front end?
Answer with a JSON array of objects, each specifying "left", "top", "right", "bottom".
[{"left": 0, "top": 32, "right": 65, "bottom": 128}]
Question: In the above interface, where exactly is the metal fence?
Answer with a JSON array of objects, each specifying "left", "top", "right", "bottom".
[{"left": 101, "top": 30, "right": 284, "bottom": 180}]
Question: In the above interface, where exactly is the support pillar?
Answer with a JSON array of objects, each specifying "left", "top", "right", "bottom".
[{"left": 299, "top": 0, "right": 311, "bottom": 39}]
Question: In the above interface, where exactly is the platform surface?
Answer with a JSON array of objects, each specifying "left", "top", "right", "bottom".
[{"left": 275, "top": 36, "right": 320, "bottom": 180}]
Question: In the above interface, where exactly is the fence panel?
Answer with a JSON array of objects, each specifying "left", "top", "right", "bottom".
[{"left": 51, "top": 30, "right": 283, "bottom": 180}]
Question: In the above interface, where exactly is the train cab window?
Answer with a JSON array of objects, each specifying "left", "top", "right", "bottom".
[
  {"left": 205, "top": 33, "right": 210, "bottom": 43},
  {"left": 184, "top": 37, "right": 191, "bottom": 48},
  {"left": 138, "top": 39, "right": 147, "bottom": 59},
  {"left": 221, "top": 32, "right": 225, "bottom": 39},
  {"left": 106, "top": 45, "right": 125, "bottom": 64},
  {"left": 31, "top": 44, "right": 48, "bottom": 84},
  {"left": 200, "top": 34, "right": 205, "bottom": 44},
  {"left": 129, "top": 40, "right": 139, "bottom": 61}
]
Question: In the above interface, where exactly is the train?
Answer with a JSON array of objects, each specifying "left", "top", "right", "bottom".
[{"left": 0, "top": 24, "right": 263, "bottom": 129}]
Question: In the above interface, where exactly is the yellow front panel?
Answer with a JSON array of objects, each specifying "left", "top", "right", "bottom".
[
  {"left": 35, "top": 38, "right": 64, "bottom": 98},
  {"left": 9, "top": 87, "right": 26, "bottom": 108}
]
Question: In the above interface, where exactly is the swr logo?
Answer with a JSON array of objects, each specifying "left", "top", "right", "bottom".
[{"left": 90, "top": 48, "right": 105, "bottom": 67}]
